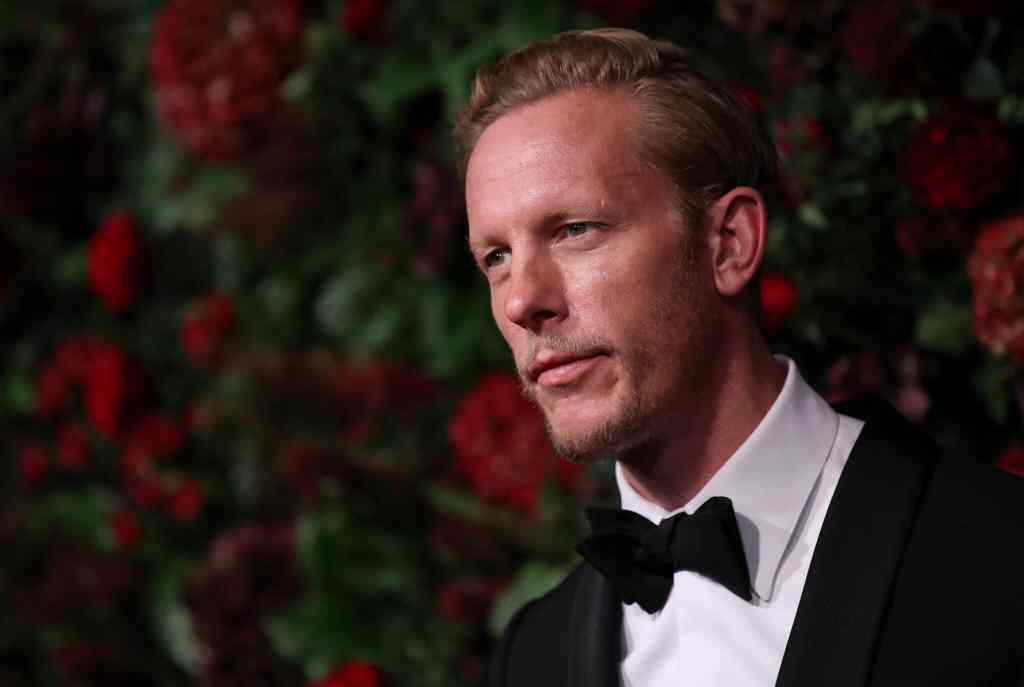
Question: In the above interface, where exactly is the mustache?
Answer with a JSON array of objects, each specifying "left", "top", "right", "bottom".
[{"left": 519, "top": 334, "right": 611, "bottom": 378}]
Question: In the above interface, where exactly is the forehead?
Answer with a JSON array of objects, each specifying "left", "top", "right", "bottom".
[{"left": 465, "top": 89, "right": 664, "bottom": 236}]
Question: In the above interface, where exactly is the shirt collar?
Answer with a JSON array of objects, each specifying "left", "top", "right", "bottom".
[{"left": 615, "top": 356, "right": 839, "bottom": 602}]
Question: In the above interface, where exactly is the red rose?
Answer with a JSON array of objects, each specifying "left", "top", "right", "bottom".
[
  {"left": 895, "top": 215, "right": 971, "bottom": 260},
  {"left": 111, "top": 509, "right": 143, "bottom": 550},
  {"left": 314, "top": 661, "right": 387, "bottom": 687},
  {"left": 55, "top": 642, "right": 110, "bottom": 679},
  {"left": 840, "top": 0, "right": 908, "bottom": 75},
  {"left": 283, "top": 442, "right": 319, "bottom": 500},
  {"left": 436, "top": 578, "right": 506, "bottom": 624},
  {"left": 429, "top": 515, "right": 501, "bottom": 562},
  {"left": 340, "top": 0, "right": 389, "bottom": 41},
  {"left": 36, "top": 362, "right": 71, "bottom": 419},
  {"left": 577, "top": 0, "right": 657, "bottom": 25},
  {"left": 57, "top": 423, "right": 90, "bottom": 471},
  {"left": 968, "top": 213, "right": 1024, "bottom": 366},
  {"left": 149, "top": 0, "right": 304, "bottom": 160},
  {"left": 17, "top": 444, "right": 49, "bottom": 487},
  {"left": 825, "top": 349, "right": 933, "bottom": 420},
  {"left": 326, "top": 358, "right": 436, "bottom": 443},
  {"left": 214, "top": 106, "right": 322, "bottom": 247},
  {"left": 402, "top": 159, "right": 464, "bottom": 276},
  {"left": 183, "top": 292, "right": 236, "bottom": 365},
  {"left": 760, "top": 272, "right": 799, "bottom": 335},
  {"left": 55, "top": 335, "right": 102, "bottom": 380},
  {"left": 84, "top": 344, "right": 147, "bottom": 438},
  {"left": 773, "top": 116, "right": 829, "bottom": 208},
  {"left": 901, "top": 105, "right": 1015, "bottom": 212},
  {"left": 767, "top": 41, "right": 812, "bottom": 95},
  {"left": 282, "top": 441, "right": 345, "bottom": 502},
  {"left": 995, "top": 446, "right": 1024, "bottom": 478},
  {"left": 87, "top": 211, "right": 146, "bottom": 312},
  {"left": 123, "top": 414, "right": 186, "bottom": 459},
  {"left": 184, "top": 523, "right": 299, "bottom": 684},
  {"left": 774, "top": 116, "right": 828, "bottom": 160},
  {"left": 37, "top": 335, "right": 104, "bottom": 419},
  {"left": 718, "top": 0, "right": 789, "bottom": 34},
  {"left": 826, "top": 352, "right": 885, "bottom": 404},
  {"left": 118, "top": 416, "right": 181, "bottom": 510},
  {"left": 449, "top": 372, "right": 580, "bottom": 512},
  {"left": 169, "top": 480, "right": 204, "bottom": 521},
  {"left": 125, "top": 475, "right": 168, "bottom": 509},
  {"left": 728, "top": 82, "right": 764, "bottom": 114}
]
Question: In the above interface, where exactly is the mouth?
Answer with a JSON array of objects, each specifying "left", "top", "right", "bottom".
[{"left": 528, "top": 351, "right": 608, "bottom": 388}]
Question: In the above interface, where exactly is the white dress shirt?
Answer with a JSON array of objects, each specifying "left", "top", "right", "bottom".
[{"left": 617, "top": 357, "right": 864, "bottom": 687}]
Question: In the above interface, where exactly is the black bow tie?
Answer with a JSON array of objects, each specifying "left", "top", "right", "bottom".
[{"left": 576, "top": 496, "right": 752, "bottom": 614}]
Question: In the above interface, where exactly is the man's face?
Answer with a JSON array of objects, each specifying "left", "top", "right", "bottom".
[{"left": 465, "top": 89, "right": 723, "bottom": 462}]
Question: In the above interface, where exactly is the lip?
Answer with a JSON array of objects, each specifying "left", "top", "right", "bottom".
[{"left": 529, "top": 352, "right": 606, "bottom": 387}]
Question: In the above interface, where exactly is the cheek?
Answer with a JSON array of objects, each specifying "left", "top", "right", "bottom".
[{"left": 565, "top": 246, "right": 665, "bottom": 326}]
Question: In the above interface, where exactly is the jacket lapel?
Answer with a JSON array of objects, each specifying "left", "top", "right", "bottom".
[
  {"left": 567, "top": 562, "right": 622, "bottom": 687},
  {"left": 775, "top": 400, "right": 935, "bottom": 687}
]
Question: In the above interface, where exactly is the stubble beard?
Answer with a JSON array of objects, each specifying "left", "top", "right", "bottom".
[
  {"left": 543, "top": 355, "right": 656, "bottom": 464},
  {"left": 518, "top": 249, "right": 705, "bottom": 466}
]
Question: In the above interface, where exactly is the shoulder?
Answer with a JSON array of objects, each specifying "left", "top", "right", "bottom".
[
  {"left": 840, "top": 396, "right": 1024, "bottom": 525},
  {"left": 840, "top": 396, "right": 1024, "bottom": 569},
  {"left": 487, "top": 563, "right": 588, "bottom": 687},
  {"left": 841, "top": 396, "right": 1024, "bottom": 521},
  {"left": 923, "top": 450, "right": 1024, "bottom": 543},
  {"left": 835, "top": 396, "right": 939, "bottom": 463}
]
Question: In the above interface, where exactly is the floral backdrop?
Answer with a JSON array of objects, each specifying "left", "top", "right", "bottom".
[{"left": 3, "top": 0, "right": 1024, "bottom": 685}]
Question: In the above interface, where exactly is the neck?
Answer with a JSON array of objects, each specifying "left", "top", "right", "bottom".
[{"left": 618, "top": 326, "right": 786, "bottom": 511}]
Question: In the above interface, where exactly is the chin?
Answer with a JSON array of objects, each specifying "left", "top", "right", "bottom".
[{"left": 543, "top": 399, "right": 650, "bottom": 464}]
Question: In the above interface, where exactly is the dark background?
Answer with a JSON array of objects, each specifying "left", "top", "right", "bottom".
[{"left": 2, "top": 0, "right": 1024, "bottom": 685}]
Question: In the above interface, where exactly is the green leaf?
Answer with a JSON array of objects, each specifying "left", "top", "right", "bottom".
[
  {"left": 154, "top": 166, "right": 248, "bottom": 234},
  {"left": 261, "top": 272, "right": 305, "bottom": 326},
  {"left": 265, "top": 592, "right": 376, "bottom": 677},
  {"left": 148, "top": 558, "right": 200, "bottom": 675},
  {"left": 913, "top": 297, "right": 972, "bottom": 355},
  {"left": 35, "top": 488, "right": 116, "bottom": 548},
  {"left": 282, "top": 66, "right": 314, "bottom": 103},
  {"left": 489, "top": 561, "right": 571, "bottom": 637},
  {"left": 138, "top": 132, "right": 188, "bottom": 230},
  {"left": 964, "top": 57, "right": 1004, "bottom": 100},
  {"left": 849, "top": 99, "right": 927, "bottom": 136},
  {"left": 51, "top": 246, "right": 87, "bottom": 289},
  {"left": 998, "top": 94, "right": 1024, "bottom": 124},
  {"left": 360, "top": 302, "right": 404, "bottom": 353},
  {"left": 973, "top": 356, "right": 1012, "bottom": 424},
  {"left": 797, "top": 203, "right": 828, "bottom": 229},
  {"left": 422, "top": 482, "right": 526, "bottom": 531},
  {"left": 297, "top": 510, "right": 351, "bottom": 587},
  {"left": 438, "top": 39, "right": 505, "bottom": 119},
  {"left": 358, "top": 55, "right": 438, "bottom": 124},
  {"left": 264, "top": 595, "right": 325, "bottom": 664},
  {"left": 314, "top": 267, "right": 380, "bottom": 342},
  {"left": 3, "top": 368, "right": 34, "bottom": 415}
]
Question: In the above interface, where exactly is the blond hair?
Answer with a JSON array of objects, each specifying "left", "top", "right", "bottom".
[{"left": 453, "top": 28, "right": 779, "bottom": 227}]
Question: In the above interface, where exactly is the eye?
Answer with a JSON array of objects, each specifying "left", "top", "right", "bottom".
[
  {"left": 481, "top": 247, "right": 509, "bottom": 270},
  {"left": 564, "top": 222, "right": 593, "bottom": 238}
]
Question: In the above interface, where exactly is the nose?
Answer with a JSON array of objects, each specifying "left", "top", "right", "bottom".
[{"left": 501, "top": 251, "right": 565, "bottom": 332}]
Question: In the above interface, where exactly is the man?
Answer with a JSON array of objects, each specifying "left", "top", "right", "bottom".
[{"left": 456, "top": 28, "right": 1024, "bottom": 687}]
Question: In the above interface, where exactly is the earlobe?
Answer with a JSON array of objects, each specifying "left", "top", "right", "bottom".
[{"left": 708, "top": 187, "right": 767, "bottom": 297}]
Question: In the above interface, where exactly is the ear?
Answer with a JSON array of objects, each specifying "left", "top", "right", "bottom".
[{"left": 705, "top": 187, "right": 768, "bottom": 297}]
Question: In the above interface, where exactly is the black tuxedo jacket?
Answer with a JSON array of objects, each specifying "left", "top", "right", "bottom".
[{"left": 487, "top": 400, "right": 1024, "bottom": 686}]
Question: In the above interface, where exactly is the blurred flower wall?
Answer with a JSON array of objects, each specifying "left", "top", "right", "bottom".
[{"left": 2, "top": 0, "right": 1024, "bottom": 685}]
